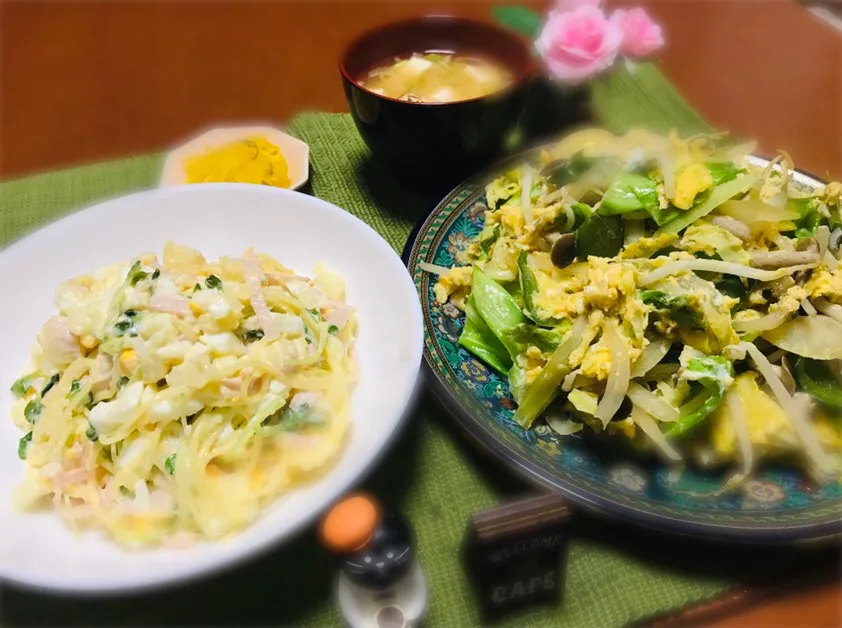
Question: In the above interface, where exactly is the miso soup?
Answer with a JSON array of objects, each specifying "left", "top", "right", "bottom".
[{"left": 358, "top": 52, "right": 513, "bottom": 103}]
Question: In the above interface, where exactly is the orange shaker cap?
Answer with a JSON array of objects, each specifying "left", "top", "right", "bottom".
[{"left": 319, "top": 492, "right": 381, "bottom": 554}]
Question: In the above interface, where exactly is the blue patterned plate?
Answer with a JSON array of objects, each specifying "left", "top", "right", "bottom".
[{"left": 404, "top": 149, "right": 842, "bottom": 544}]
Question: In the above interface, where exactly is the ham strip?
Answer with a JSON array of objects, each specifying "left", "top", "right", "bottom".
[
  {"left": 243, "top": 249, "right": 279, "bottom": 340},
  {"left": 148, "top": 294, "right": 191, "bottom": 316}
]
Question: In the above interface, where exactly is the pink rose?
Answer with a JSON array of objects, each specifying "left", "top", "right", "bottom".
[
  {"left": 612, "top": 8, "right": 664, "bottom": 58},
  {"left": 536, "top": 5, "right": 622, "bottom": 84},
  {"left": 553, "top": 0, "right": 602, "bottom": 12}
]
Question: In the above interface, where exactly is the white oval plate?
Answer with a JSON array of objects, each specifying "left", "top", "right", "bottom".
[{"left": 0, "top": 184, "right": 422, "bottom": 593}]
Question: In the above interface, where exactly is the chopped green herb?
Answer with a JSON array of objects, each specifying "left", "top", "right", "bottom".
[
  {"left": 24, "top": 399, "right": 43, "bottom": 424},
  {"left": 41, "top": 373, "right": 60, "bottom": 396},
  {"left": 151, "top": 269, "right": 161, "bottom": 280},
  {"left": 85, "top": 425, "right": 98, "bottom": 442},
  {"left": 69, "top": 380, "right": 81, "bottom": 396},
  {"left": 307, "top": 308, "right": 321, "bottom": 321},
  {"left": 265, "top": 404, "right": 312, "bottom": 431},
  {"left": 10, "top": 372, "right": 41, "bottom": 398},
  {"left": 18, "top": 432, "right": 32, "bottom": 460},
  {"left": 205, "top": 275, "right": 223, "bottom": 290},
  {"left": 113, "top": 319, "right": 133, "bottom": 335},
  {"left": 243, "top": 328, "right": 265, "bottom": 342},
  {"left": 328, "top": 325, "right": 339, "bottom": 335},
  {"left": 193, "top": 283, "right": 202, "bottom": 293},
  {"left": 127, "top": 261, "right": 149, "bottom": 286},
  {"left": 123, "top": 309, "right": 137, "bottom": 318},
  {"left": 165, "top": 454, "right": 177, "bottom": 475},
  {"left": 117, "top": 376, "right": 130, "bottom": 389}
]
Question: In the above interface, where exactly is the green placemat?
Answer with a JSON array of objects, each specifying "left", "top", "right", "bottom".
[{"left": 0, "top": 64, "right": 830, "bottom": 627}]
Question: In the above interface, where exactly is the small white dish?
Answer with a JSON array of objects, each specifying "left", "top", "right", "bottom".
[
  {"left": 0, "top": 184, "right": 422, "bottom": 593},
  {"left": 159, "top": 125, "right": 310, "bottom": 190}
]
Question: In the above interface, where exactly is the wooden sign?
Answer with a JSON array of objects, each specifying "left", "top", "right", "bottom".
[{"left": 463, "top": 492, "right": 572, "bottom": 621}]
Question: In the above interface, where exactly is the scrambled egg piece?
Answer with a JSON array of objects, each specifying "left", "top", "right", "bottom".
[
  {"left": 672, "top": 163, "right": 713, "bottom": 210},
  {"left": 496, "top": 203, "right": 525, "bottom": 237},
  {"left": 566, "top": 310, "right": 647, "bottom": 381},
  {"left": 583, "top": 259, "right": 638, "bottom": 311},
  {"left": 580, "top": 338, "right": 614, "bottom": 380},
  {"left": 532, "top": 259, "right": 648, "bottom": 380},
  {"left": 805, "top": 265, "right": 842, "bottom": 304},
  {"left": 534, "top": 270, "right": 587, "bottom": 320},
  {"left": 620, "top": 233, "right": 677, "bottom": 259},
  {"left": 679, "top": 222, "right": 750, "bottom": 264},
  {"left": 485, "top": 170, "right": 521, "bottom": 210},
  {"left": 434, "top": 267, "right": 472, "bottom": 308},
  {"left": 520, "top": 345, "right": 550, "bottom": 385}
]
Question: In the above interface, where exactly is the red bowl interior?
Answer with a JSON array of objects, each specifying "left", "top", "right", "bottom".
[{"left": 340, "top": 15, "right": 534, "bottom": 105}]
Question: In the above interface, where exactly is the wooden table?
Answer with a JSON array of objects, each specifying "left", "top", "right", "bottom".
[{"left": 0, "top": 1, "right": 840, "bottom": 625}]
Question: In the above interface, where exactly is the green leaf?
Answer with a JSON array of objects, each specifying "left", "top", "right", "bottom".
[
  {"left": 205, "top": 274, "right": 223, "bottom": 290},
  {"left": 508, "top": 363, "right": 529, "bottom": 404},
  {"left": 571, "top": 203, "right": 592, "bottom": 230},
  {"left": 459, "top": 295, "right": 512, "bottom": 374},
  {"left": 796, "top": 358, "right": 842, "bottom": 408},
  {"left": 508, "top": 323, "right": 570, "bottom": 353},
  {"left": 576, "top": 213, "right": 624, "bottom": 259},
  {"left": 491, "top": 5, "right": 543, "bottom": 38},
  {"left": 471, "top": 267, "right": 526, "bottom": 356},
  {"left": 542, "top": 154, "right": 596, "bottom": 190},
  {"left": 600, "top": 172, "right": 679, "bottom": 226},
  {"left": 328, "top": 325, "right": 339, "bottom": 336},
  {"left": 705, "top": 162, "right": 745, "bottom": 186},
  {"left": 640, "top": 290, "right": 704, "bottom": 330},
  {"left": 69, "top": 380, "right": 81, "bottom": 396},
  {"left": 656, "top": 173, "right": 759, "bottom": 235},
  {"left": 165, "top": 453, "right": 177, "bottom": 475},
  {"left": 518, "top": 251, "right": 553, "bottom": 327},
  {"left": 666, "top": 356, "right": 733, "bottom": 437},
  {"left": 479, "top": 224, "right": 501, "bottom": 256},
  {"left": 151, "top": 269, "right": 161, "bottom": 280},
  {"left": 514, "top": 323, "right": 581, "bottom": 428},
  {"left": 600, "top": 173, "right": 653, "bottom": 215}
]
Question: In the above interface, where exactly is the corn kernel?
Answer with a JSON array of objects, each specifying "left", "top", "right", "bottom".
[
  {"left": 120, "top": 349, "right": 137, "bottom": 371},
  {"left": 189, "top": 302, "right": 203, "bottom": 315},
  {"left": 81, "top": 335, "right": 98, "bottom": 349}
]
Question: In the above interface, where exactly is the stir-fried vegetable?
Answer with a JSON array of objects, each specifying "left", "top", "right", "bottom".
[{"left": 427, "top": 127, "right": 842, "bottom": 482}]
